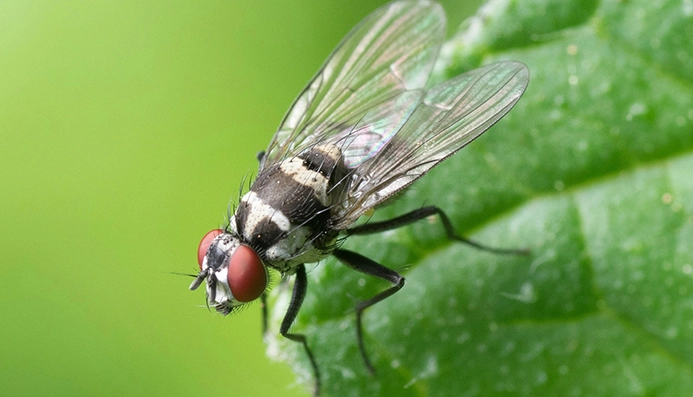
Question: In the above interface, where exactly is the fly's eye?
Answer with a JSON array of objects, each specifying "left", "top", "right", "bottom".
[
  {"left": 197, "top": 229, "right": 224, "bottom": 269},
  {"left": 227, "top": 245, "right": 267, "bottom": 303}
]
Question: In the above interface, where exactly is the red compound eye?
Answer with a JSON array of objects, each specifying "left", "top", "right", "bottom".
[
  {"left": 227, "top": 245, "right": 267, "bottom": 303},
  {"left": 198, "top": 229, "right": 223, "bottom": 269}
]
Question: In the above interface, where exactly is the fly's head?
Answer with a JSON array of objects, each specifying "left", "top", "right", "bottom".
[{"left": 190, "top": 229, "right": 268, "bottom": 315}]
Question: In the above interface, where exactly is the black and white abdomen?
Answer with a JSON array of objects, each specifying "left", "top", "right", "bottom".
[{"left": 233, "top": 144, "right": 347, "bottom": 272}]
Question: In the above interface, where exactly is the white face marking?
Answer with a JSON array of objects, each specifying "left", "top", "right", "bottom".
[
  {"left": 240, "top": 191, "right": 291, "bottom": 236},
  {"left": 199, "top": 234, "right": 245, "bottom": 312},
  {"left": 208, "top": 265, "right": 232, "bottom": 303},
  {"left": 279, "top": 158, "right": 330, "bottom": 205}
]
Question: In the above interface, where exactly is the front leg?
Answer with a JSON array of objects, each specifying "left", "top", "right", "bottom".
[
  {"left": 279, "top": 264, "right": 321, "bottom": 396},
  {"left": 260, "top": 293, "right": 269, "bottom": 336}
]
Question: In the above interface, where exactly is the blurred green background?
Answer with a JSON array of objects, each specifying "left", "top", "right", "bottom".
[{"left": 0, "top": 1, "right": 480, "bottom": 395}]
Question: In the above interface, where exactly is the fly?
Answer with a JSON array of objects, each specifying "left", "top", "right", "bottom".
[{"left": 190, "top": 1, "right": 529, "bottom": 395}]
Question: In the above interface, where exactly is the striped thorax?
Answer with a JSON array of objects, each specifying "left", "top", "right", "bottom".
[
  {"left": 193, "top": 144, "right": 346, "bottom": 313},
  {"left": 238, "top": 144, "right": 345, "bottom": 269}
]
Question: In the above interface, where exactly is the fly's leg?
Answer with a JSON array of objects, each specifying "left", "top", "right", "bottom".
[
  {"left": 332, "top": 249, "right": 405, "bottom": 375},
  {"left": 348, "top": 205, "right": 527, "bottom": 255},
  {"left": 279, "top": 264, "right": 321, "bottom": 396},
  {"left": 336, "top": 206, "right": 526, "bottom": 374},
  {"left": 260, "top": 293, "right": 268, "bottom": 336}
]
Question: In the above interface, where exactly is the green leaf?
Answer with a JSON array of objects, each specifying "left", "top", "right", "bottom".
[{"left": 268, "top": 0, "right": 693, "bottom": 395}]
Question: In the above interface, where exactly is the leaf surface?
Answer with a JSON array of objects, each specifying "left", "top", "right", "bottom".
[{"left": 269, "top": 0, "right": 693, "bottom": 395}]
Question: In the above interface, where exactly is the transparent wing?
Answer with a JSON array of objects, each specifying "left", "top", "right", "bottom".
[
  {"left": 333, "top": 61, "right": 530, "bottom": 228},
  {"left": 262, "top": 0, "right": 445, "bottom": 169}
]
